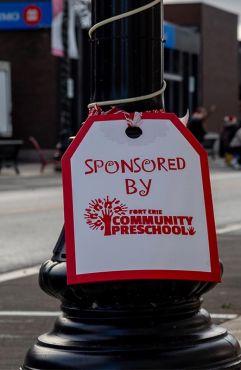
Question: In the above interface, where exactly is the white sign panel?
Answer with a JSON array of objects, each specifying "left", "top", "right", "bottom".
[{"left": 62, "top": 112, "right": 220, "bottom": 285}]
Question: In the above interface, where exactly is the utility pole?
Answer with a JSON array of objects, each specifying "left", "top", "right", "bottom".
[
  {"left": 56, "top": 0, "right": 91, "bottom": 166},
  {"left": 22, "top": 1, "right": 241, "bottom": 369},
  {"left": 90, "top": 0, "right": 164, "bottom": 112},
  {"left": 58, "top": 0, "right": 72, "bottom": 156}
]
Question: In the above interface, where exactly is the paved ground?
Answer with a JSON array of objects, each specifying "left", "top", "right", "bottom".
[
  {"left": 0, "top": 274, "right": 59, "bottom": 370},
  {"left": 0, "top": 232, "right": 240, "bottom": 370},
  {"left": 0, "top": 156, "right": 230, "bottom": 192},
  {"left": 0, "top": 163, "right": 62, "bottom": 191},
  {"left": 0, "top": 163, "right": 62, "bottom": 369},
  {"left": 1, "top": 160, "right": 241, "bottom": 369},
  {"left": 0, "top": 163, "right": 63, "bottom": 273}
]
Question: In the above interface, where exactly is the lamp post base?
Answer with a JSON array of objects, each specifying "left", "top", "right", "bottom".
[{"left": 22, "top": 260, "right": 241, "bottom": 370}]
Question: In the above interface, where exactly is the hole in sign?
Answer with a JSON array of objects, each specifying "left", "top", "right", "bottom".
[{"left": 125, "top": 126, "right": 143, "bottom": 139}]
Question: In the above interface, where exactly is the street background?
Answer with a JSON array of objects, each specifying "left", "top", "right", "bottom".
[
  {"left": 1, "top": 159, "right": 241, "bottom": 369},
  {"left": 0, "top": 0, "right": 240, "bottom": 369}
]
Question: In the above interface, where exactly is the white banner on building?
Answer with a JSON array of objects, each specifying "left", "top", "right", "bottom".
[
  {"left": 51, "top": 0, "right": 77, "bottom": 59},
  {"left": 51, "top": 0, "right": 91, "bottom": 59},
  {"left": 51, "top": 0, "right": 64, "bottom": 57}
]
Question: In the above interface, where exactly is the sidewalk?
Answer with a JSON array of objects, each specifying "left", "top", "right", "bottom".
[
  {"left": 208, "top": 157, "right": 241, "bottom": 343},
  {"left": 208, "top": 156, "right": 239, "bottom": 173},
  {"left": 0, "top": 162, "right": 62, "bottom": 191},
  {"left": 223, "top": 316, "right": 241, "bottom": 342},
  {"left": 0, "top": 263, "right": 241, "bottom": 370},
  {"left": 1, "top": 159, "right": 241, "bottom": 369},
  {"left": 0, "top": 156, "right": 236, "bottom": 192}
]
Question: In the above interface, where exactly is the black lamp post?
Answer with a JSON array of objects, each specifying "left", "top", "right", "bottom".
[
  {"left": 22, "top": 1, "right": 241, "bottom": 369},
  {"left": 58, "top": 0, "right": 72, "bottom": 156},
  {"left": 56, "top": 0, "right": 91, "bottom": 164},
  {"left": 90, "top": 0, "right": 164, "bottom": 112}
]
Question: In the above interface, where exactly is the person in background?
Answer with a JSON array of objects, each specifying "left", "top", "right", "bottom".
[
  {"left": 187, "top": 105, "right": 216, "bottom": 144},
  {"left": 229, "top": 126, "right": 241, "bottom": 169},
  {"left": 219, "top": 115, "right": 238, "bottom": 166}
]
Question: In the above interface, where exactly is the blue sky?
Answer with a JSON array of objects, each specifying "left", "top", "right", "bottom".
[{"left": 164, "top": 0, "right": 241, "bottom": 39}]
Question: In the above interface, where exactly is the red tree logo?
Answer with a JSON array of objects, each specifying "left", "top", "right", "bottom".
[{"left": 84, "top": 196, "right": 128, "bottom": 236}]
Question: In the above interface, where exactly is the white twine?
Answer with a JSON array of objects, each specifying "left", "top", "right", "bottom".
[
  {"left": 88, "top": 0, "right": 166, "bottom": 109},
  {"left": 88, "top": 82, "right": 166, "bottom": 109},
  {"left": 89, "top": 0, "right": 161, "bottom": 39},
  {"left": 124, "top": 111, "right": 143, "bottom": 127}
]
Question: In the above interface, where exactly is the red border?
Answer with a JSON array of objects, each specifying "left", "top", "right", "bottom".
[{"left": 62, "top": 112, "right": 221, "bottom": 285}]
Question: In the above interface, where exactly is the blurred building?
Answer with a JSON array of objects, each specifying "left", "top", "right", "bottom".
[
  {"left": 0, "top": 0, "right": 90, "bottom": 159},
  {"left": 164, "top": 2, "right": 239, "bottom": 132},
  {"left": 0, "top": 1, "right": 239, "bottom": 156},
  {"left": 163, "top": 21, "right": 199, "bottom": 118},
  {"left": 0, "top": 0, "right": 58, "bottom": 154}
]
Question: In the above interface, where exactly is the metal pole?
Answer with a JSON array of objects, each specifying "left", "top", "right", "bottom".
[
  {"left": 22, "top": 1, "right": 241, "bottom": 369},
  {"left": 57, "top": 0, "right": 73, "bottom": 159},
  {"left": 90, "top": 0, "right": 164, "bottom": 112}
]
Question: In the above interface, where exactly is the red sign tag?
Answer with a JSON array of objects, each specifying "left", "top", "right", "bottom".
[{"left": 62, "top": 112, "right": 220, "bottom": 285}]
